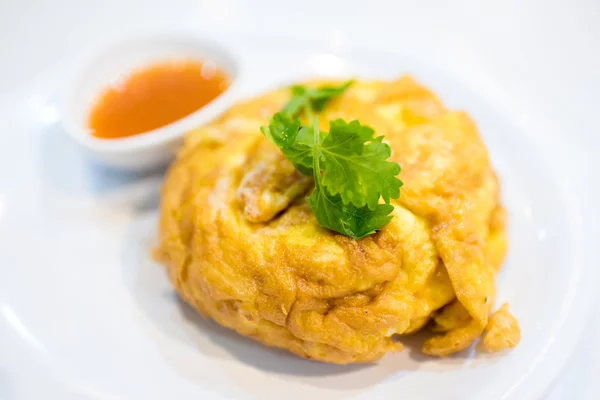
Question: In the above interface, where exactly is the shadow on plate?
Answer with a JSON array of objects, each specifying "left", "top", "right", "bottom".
[
  {"left": 122, "top": 213, "right": 478, "bottom": 398},
  {"left": 36, "top": 122, "right": 166, "bottom": 209},
  {"left": 0, "top": 368, "right": 15, "bottom": 400},
  {"left": 174, "top": 293, "right": 371, "bottom": 377}
]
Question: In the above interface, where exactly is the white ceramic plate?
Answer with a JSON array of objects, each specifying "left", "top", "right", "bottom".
[{"left": 1, "top": 1, "right": 598, "bottom": 399}]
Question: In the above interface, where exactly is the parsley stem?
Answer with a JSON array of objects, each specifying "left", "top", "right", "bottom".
[
  {"left": 303, "top": 100, "right": 322, "bottom": 188},
  {"left": 305, "top": 100, "right": 315, "bottom": 126},
  {"left": 311, "top": 112, "right": 322, "bottom": 188}
]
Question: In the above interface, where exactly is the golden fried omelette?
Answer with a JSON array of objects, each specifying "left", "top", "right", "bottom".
[{"left": 155, "top": 75, "right": 520, "bottom": 364}]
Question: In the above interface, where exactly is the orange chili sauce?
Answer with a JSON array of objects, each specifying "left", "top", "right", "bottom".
[{"left": 88, "top": 60, "right": 229, "bottom": 139}]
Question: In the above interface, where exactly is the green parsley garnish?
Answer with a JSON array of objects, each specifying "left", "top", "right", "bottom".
[{"left": 261, "top": 81, "right": 402, "bottom": 239}]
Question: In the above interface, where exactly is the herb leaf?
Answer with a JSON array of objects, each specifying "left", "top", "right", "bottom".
[
  {"left": 320, "top": 119, "right": 402, "bottom": 210},
  {"left": 261, "top": 112, "right": 313, "bottom": 175},
  {"left": 260, "top": 80, "right": 402, "bottom": 239},
  {"left": 308, "top": 185, "right": 396, "bottom": 239},
  {"left": 309, "top": 120, "right": 397, "bottom": 239},
  {"left": 282, "top": 80, "right": 354, "bottom": 117}
]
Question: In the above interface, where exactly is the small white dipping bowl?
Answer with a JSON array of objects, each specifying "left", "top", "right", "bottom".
[{"left": 62, "top": 34, "right": 242, "bottom": 171}]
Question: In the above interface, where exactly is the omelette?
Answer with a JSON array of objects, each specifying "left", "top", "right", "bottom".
[{"left": 154, "top": 75, "right": 520, "bottom": 364}]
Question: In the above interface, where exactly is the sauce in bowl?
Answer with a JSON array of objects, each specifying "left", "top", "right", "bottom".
[{"left": 88, "top": 60, "right": 229, "bottom": 139}]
